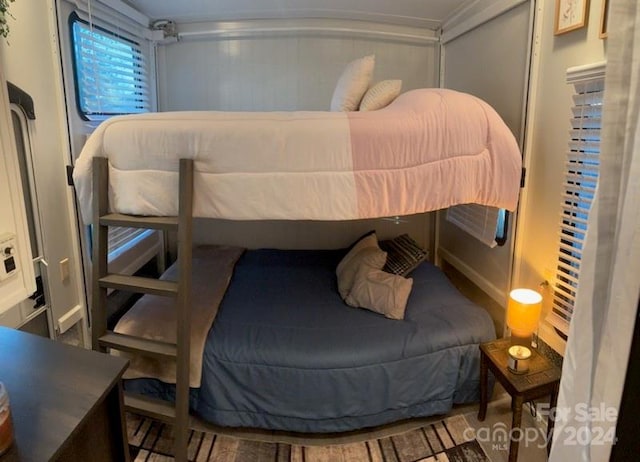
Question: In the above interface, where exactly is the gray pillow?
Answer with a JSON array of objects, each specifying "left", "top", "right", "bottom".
[
  {"left": 345, "top": 265, "right": 413, "bottom": 320},
  {"left": 336, "top": 233, "right": 386, "bottom": 299}
]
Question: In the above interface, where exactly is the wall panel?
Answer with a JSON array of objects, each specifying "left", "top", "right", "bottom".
[
  {"left": 439, "top": 2, "right": 532, "bottom": 306},
  {"left": 157, "top": 21, "right": 438, "bottom": 111}
]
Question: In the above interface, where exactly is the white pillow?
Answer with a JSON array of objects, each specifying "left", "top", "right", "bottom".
[
  {"left": 330, "top": 55, "right": 375, "bottom": 112},
  {"left": 359, "top": 80, "right": 403, "bottom": 111}
]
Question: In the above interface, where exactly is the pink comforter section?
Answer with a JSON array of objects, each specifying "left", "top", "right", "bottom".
[{"left": 348, "top": 89, "right": 521, "bottom": 217}]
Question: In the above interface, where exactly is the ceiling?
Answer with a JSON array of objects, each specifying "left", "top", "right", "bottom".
[{"left": 124, "top": 0, "right": 473, "bottom": 29}]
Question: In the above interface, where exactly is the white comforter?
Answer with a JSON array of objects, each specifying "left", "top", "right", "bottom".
[{"left": 73, "top": 88, "right": 521, "bottom": 223}]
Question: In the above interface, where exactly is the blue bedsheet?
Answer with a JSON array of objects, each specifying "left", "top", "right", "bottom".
[{"left": 127, "top": 249, "right": 496, "bottom": 432}]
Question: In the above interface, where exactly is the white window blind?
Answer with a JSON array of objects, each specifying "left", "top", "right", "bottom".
[
  {"left": 107, "top": 227, "right": 153, "bottom": 262},
  {"left": 549, "top": 63, "right": 605, "bottom": 335},
  {"left": 70, "top": 10, "right": 154, "bottom": 267},
  {"left": 71, "top": 14, "right": 149, "bottom": 119},
  {"left": 446, "top": 205, "right": 506, "bottom": 248}
]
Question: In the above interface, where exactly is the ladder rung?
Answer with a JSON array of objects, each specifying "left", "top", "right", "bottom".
[
  {"left": 99, "top": 213, "right": 178, "bottom": 230},
  {"left": 124, "top": 392, "right": 176, "bottom": 423},
  {"left": 99, "top": 332, "right": 177, "bottom": 359},
  {"left": 99, "top": 274, "right": 178, "bottom": 296}
]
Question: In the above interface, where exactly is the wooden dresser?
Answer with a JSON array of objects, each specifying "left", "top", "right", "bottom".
[{"left": 0, "top": 326, "right": 129, "bottom": 461}]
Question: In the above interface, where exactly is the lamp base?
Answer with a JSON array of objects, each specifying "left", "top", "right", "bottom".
[{"left": 507, "top": 345, "right": 531, "bottom": 374}]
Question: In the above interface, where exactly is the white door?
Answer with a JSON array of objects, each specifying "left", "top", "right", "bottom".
[
  {"left": 7, "top": 102, "right": 54, "bottom": 337},
  {"left": 0, "top": 53, "right": 37, "bottom": 320}
]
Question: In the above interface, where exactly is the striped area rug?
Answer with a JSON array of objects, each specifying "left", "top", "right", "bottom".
[{"left": 127, "top": 413, "right": 490, "bottom": 462}]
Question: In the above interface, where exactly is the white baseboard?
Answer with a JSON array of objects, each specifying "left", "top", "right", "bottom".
[
  {"left": 438, "top": 247, "right": 507, "bottom": 307},
  {"left": 57, "top": 304, "right": 84, "bottom": 334}
]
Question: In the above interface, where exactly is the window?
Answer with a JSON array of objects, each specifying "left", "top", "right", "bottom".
[
  {"left": 446, "top": 205, "right": 508, "bottom": 248},
  {"left": 549, "top": 64, "right": 605, "bottom": 335},
  {"left": 69, "top": 13, "right": 149, "bottom": 120},
  {"left": 68, "top": 12, "right": 156, "bottom": 272}
]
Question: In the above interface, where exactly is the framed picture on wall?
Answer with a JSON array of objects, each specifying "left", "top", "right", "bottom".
[
  {"left": 555, "top": 0, "right": 589, "bottom": 35},
  {"left": 600, "top": 0, "right": 610, "bottom": 38}
]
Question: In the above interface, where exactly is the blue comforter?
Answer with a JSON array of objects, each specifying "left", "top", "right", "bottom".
[{"left": 128, "top": 249, "right": 496, "bottom": 432}]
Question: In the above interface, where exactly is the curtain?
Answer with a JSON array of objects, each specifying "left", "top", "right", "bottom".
[{"left": 549, "top": 0, "right": 640, "bottom": 460}]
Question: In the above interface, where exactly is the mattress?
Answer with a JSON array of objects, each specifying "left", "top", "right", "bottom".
[
  {"left": 73, "top": 88, "right": 522, "bottom": 224},
  {"left": 126, "top": 249, "right": 496, "bottom": 433}
]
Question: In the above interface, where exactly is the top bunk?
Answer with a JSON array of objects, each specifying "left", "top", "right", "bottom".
[{"left": 73, "top": 88, "right": 522, "bottom": 224}]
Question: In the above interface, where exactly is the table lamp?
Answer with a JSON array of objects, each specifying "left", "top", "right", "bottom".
[{"left": 506, "top": 288, "right": 542, "bottom": 347}]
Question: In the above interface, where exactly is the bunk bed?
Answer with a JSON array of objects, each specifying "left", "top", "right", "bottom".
[{"left": 73, "top": 87, "right": 521, "bottom": 461}]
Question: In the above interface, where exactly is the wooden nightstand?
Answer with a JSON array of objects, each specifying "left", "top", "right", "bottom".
[
  {"left": 478, "top": 338, "right": 562, "bottom": 462},
  {"left": 0, "top": 326, "right": 129, "bottom": 461}
]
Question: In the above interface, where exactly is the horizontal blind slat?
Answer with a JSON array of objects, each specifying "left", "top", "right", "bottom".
[
  {"left": 569, "top": 129, "right": 600, "bottom": 141},
  {"left": 561, "top": 194, "right": 594, "bottom": 208},
  {"left": 552, "top": 295, "right": 575, "bottom": 314},
  {"left": 76, "top": 44, "right": 144, "bottom": 63},
  {"left": 556, "top": 261, "right": 581, "bottom": 279},
  {"left": 558, "top": 225, "right": 586, "bottom": 240},
  {"left": 549, "top": 311, "right": 572, "bottom": 332},
  {"left": 559, "top": 210, "right": 589, "bottom": 226},
  {"left": 562, "top": 182, "right": 596, "bottom": 194},
  {"left": 554, "top": 283, "right": 577, "bottom": 301},
  {"left": 77, "top": 66, "right": 148, "bottom": 81},
  {"left": 564, "top": 162, "right": 599, "bottom": 174},
  {"left": 556, "top": 249, "right": 582, "bottom": 266},
  {"left": 78, "top": 90, "right": 150, "bottom": 103},
  {"left": 558, "top": 240, "right": 585, "bottom": 257}
]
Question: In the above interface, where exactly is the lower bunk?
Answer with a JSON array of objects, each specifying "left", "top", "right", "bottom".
[{"left": 120, "top": 245, "right": 496, "bottom": 433}]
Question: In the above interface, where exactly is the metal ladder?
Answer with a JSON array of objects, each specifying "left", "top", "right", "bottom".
[{"left": 91, "top": 156, "right": 193, "bottom": 462}]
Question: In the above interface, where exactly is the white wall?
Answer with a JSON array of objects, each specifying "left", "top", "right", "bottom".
[
  {"left": 191, "top": 216, "right": 432, "bottom": 252},
  {"left": 157, "top": 19, "right": 438, "bottom": 111},
  {"left": 0, "top": 0, "right": 86, "bottom": 334},
  {"left": 513, "top": 0, "right": 607, "bottom": 354},
  {"left": 438, "top": 1, "right": 532, "bottom": 307}
]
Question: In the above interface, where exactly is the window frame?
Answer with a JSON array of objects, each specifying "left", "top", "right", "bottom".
[
  {"left": 68, "top": 12, "right": 149, "bottom": 121},
  {"left": 66, "top": 9, "right": 158, "bottom": 275},
  {"left": 445, "top": 205, "right": 509, "bottom": 248}
]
